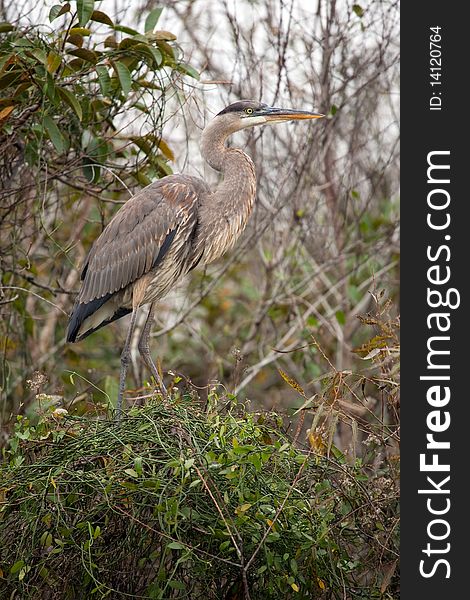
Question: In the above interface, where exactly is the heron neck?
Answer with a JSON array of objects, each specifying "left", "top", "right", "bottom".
[
  {"left": 198, "top": 118, "right": 256, "bottom": 264},
  {"left": 200, "top": 119, "right": 256, "bottom": 201},
  {"left": 201, "top": 118, "right": 235, "bottom": 172}
]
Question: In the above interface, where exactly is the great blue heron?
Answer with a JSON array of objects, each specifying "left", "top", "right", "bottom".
[{"left": 67, "top": 100, "right": 324, "bottom": 417}]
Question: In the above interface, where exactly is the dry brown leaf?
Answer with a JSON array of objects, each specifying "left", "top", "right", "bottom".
[{"left": 278, "top": 369, "right": 305, "bottom": 396}]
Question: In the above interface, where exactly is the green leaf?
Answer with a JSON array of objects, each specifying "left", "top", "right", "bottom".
[
  {"left": 18, "top": 565, "right": 31, "bottom": 581},
  {"left": 145, "top": 8, "right": 163, "bottom": 33},
  {"left": 43, "top": 116, "right": 66, "bottom": 154},
  {"left": 307, "top": 315, "right": 318, "bottom": 327},
  {"left": 134, "top": 456, "right": 143, "bottom": 476},
  {"left": 347, "top": 284, "right": 361, "bottom": 304},
  {"left": 58, "top": 88, "right": 83, "bottom": 121},
  {"left": 124, "top": 468, "right": 139, "bottom": 478},
  {"left": 49, "top": 3, "right": 70, "bottom": 22},
  {"left": 44, "top": 71, "right": 60, "bottom": 104},
  {"left": 248, "top": 453, "right": 261, "bottom": 471},
  {"left": 11, "top": 38, "right": 34, "bottom": 48},
  {"left": 69, "top": 27, "right": 91, "bottom": 36},
  {"left": 96, "top": 65, "right": 111, "bottom": 96},
  {"left": 178, "top": 62, "right": 200, "bottom": 80},
  {"left": 113, "top": 61, "right": 132, "bottom": 96},
  {"left": 134, "top": 43, "right": 162, "bottom": 68},
  {"left": 133, "top": 170, "right": 151, "bottom": 186},
  {"left": 290, "top": 558, "right": 298, "bottom": 575},
  {"left": 184, "top": 458, "right": 194, "bottom": 470},
  {"left": 335, "top": 310, "right": 346, "bottom": 326},
  {"left": 10, "top": 560, "right": 25, "bottom": 574},
  {"left": 82, "top": 135, "right": 109, "bottom": 183},
  {"left": 82, "top": 159, "right": 100, "bottom": 183},
  {"left": 40, "top": 531, "right": 53, "bottom": 547},
  {"left": 352, "top": 4, "right": 364, "bottom": 17},
  {"left": 168, "top": 541, "right": 184, "bottom": 550},
  {"left": 84, "top": 134, "right": 108, "bottom": 161},
  {"left": 0, "top": 22, "right": 15, "bottom": 33},
  {"left": 113, "top": 24, "right": 140, "bottom": 36},
  {"left": 168, "top": 581, "right": 186, "bottom": 590},
  {"left": 30, "top": 48, "right": 48, "bottom": 64},
  {"left": 77, "top": 0, "right": 94, "bottom": 26},
  {"left": 132, "top": 135, "right": 154, "bottom": 157},
  {"left": 91, "top": 10, "right": 114, "bottom": 27}
]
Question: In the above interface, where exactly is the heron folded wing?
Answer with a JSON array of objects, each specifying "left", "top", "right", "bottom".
[{"left": 76, "top": 178, "right": 201, "bottom": 304}]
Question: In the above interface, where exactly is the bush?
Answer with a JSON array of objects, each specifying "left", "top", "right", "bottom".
[{"left": 0, "top": 393, "right": 399, "bottom": 599}]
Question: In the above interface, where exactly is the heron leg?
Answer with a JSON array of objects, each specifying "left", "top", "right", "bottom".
[
  {"left": 116, "top": 308, "right": 140, "bottom": 421},
  {"left": 138, "top": 302, "right": 168, "bottom": 397}
]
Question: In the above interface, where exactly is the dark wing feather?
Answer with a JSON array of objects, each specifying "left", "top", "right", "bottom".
[{"left": 77, "top": 176, "right": 204, "bottom": 304}]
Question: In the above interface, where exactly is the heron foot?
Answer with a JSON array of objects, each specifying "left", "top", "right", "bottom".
[{"left": 138, "top": 344, "right": 167, "bottom": 400}]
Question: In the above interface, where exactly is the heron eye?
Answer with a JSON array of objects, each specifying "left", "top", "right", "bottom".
[{"left": 245, "top": 108, "right": 254, "bottom": 115}]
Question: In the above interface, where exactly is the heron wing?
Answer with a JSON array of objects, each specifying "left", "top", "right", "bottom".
[{"left": 77, "top": 176, "right": 204, "bottom": 304}]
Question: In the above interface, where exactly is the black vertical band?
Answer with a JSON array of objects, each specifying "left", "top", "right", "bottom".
[{"left": 402, "top": 4, "right": 468, "bottom": 597}]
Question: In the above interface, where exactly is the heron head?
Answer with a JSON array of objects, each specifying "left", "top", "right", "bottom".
[{"left": 216, "top": 99, "right": 324, "bottom": 132}]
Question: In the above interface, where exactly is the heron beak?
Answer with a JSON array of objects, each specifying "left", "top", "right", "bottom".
[{"left": 261, "top": 107, "right": 325, "bottom": 122}]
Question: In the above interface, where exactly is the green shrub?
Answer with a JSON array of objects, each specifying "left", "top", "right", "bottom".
[{"left": 0, "top": 394, "right": 399, "bottom": 599}]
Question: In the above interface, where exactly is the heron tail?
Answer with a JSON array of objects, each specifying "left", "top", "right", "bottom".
[{"left": 66, "top": 294, "right": 131, "bottom": 342}]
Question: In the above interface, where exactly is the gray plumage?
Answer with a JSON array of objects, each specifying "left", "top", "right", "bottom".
[{"left": 66, "top": 99, "right": 323, "bottom": 417}]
